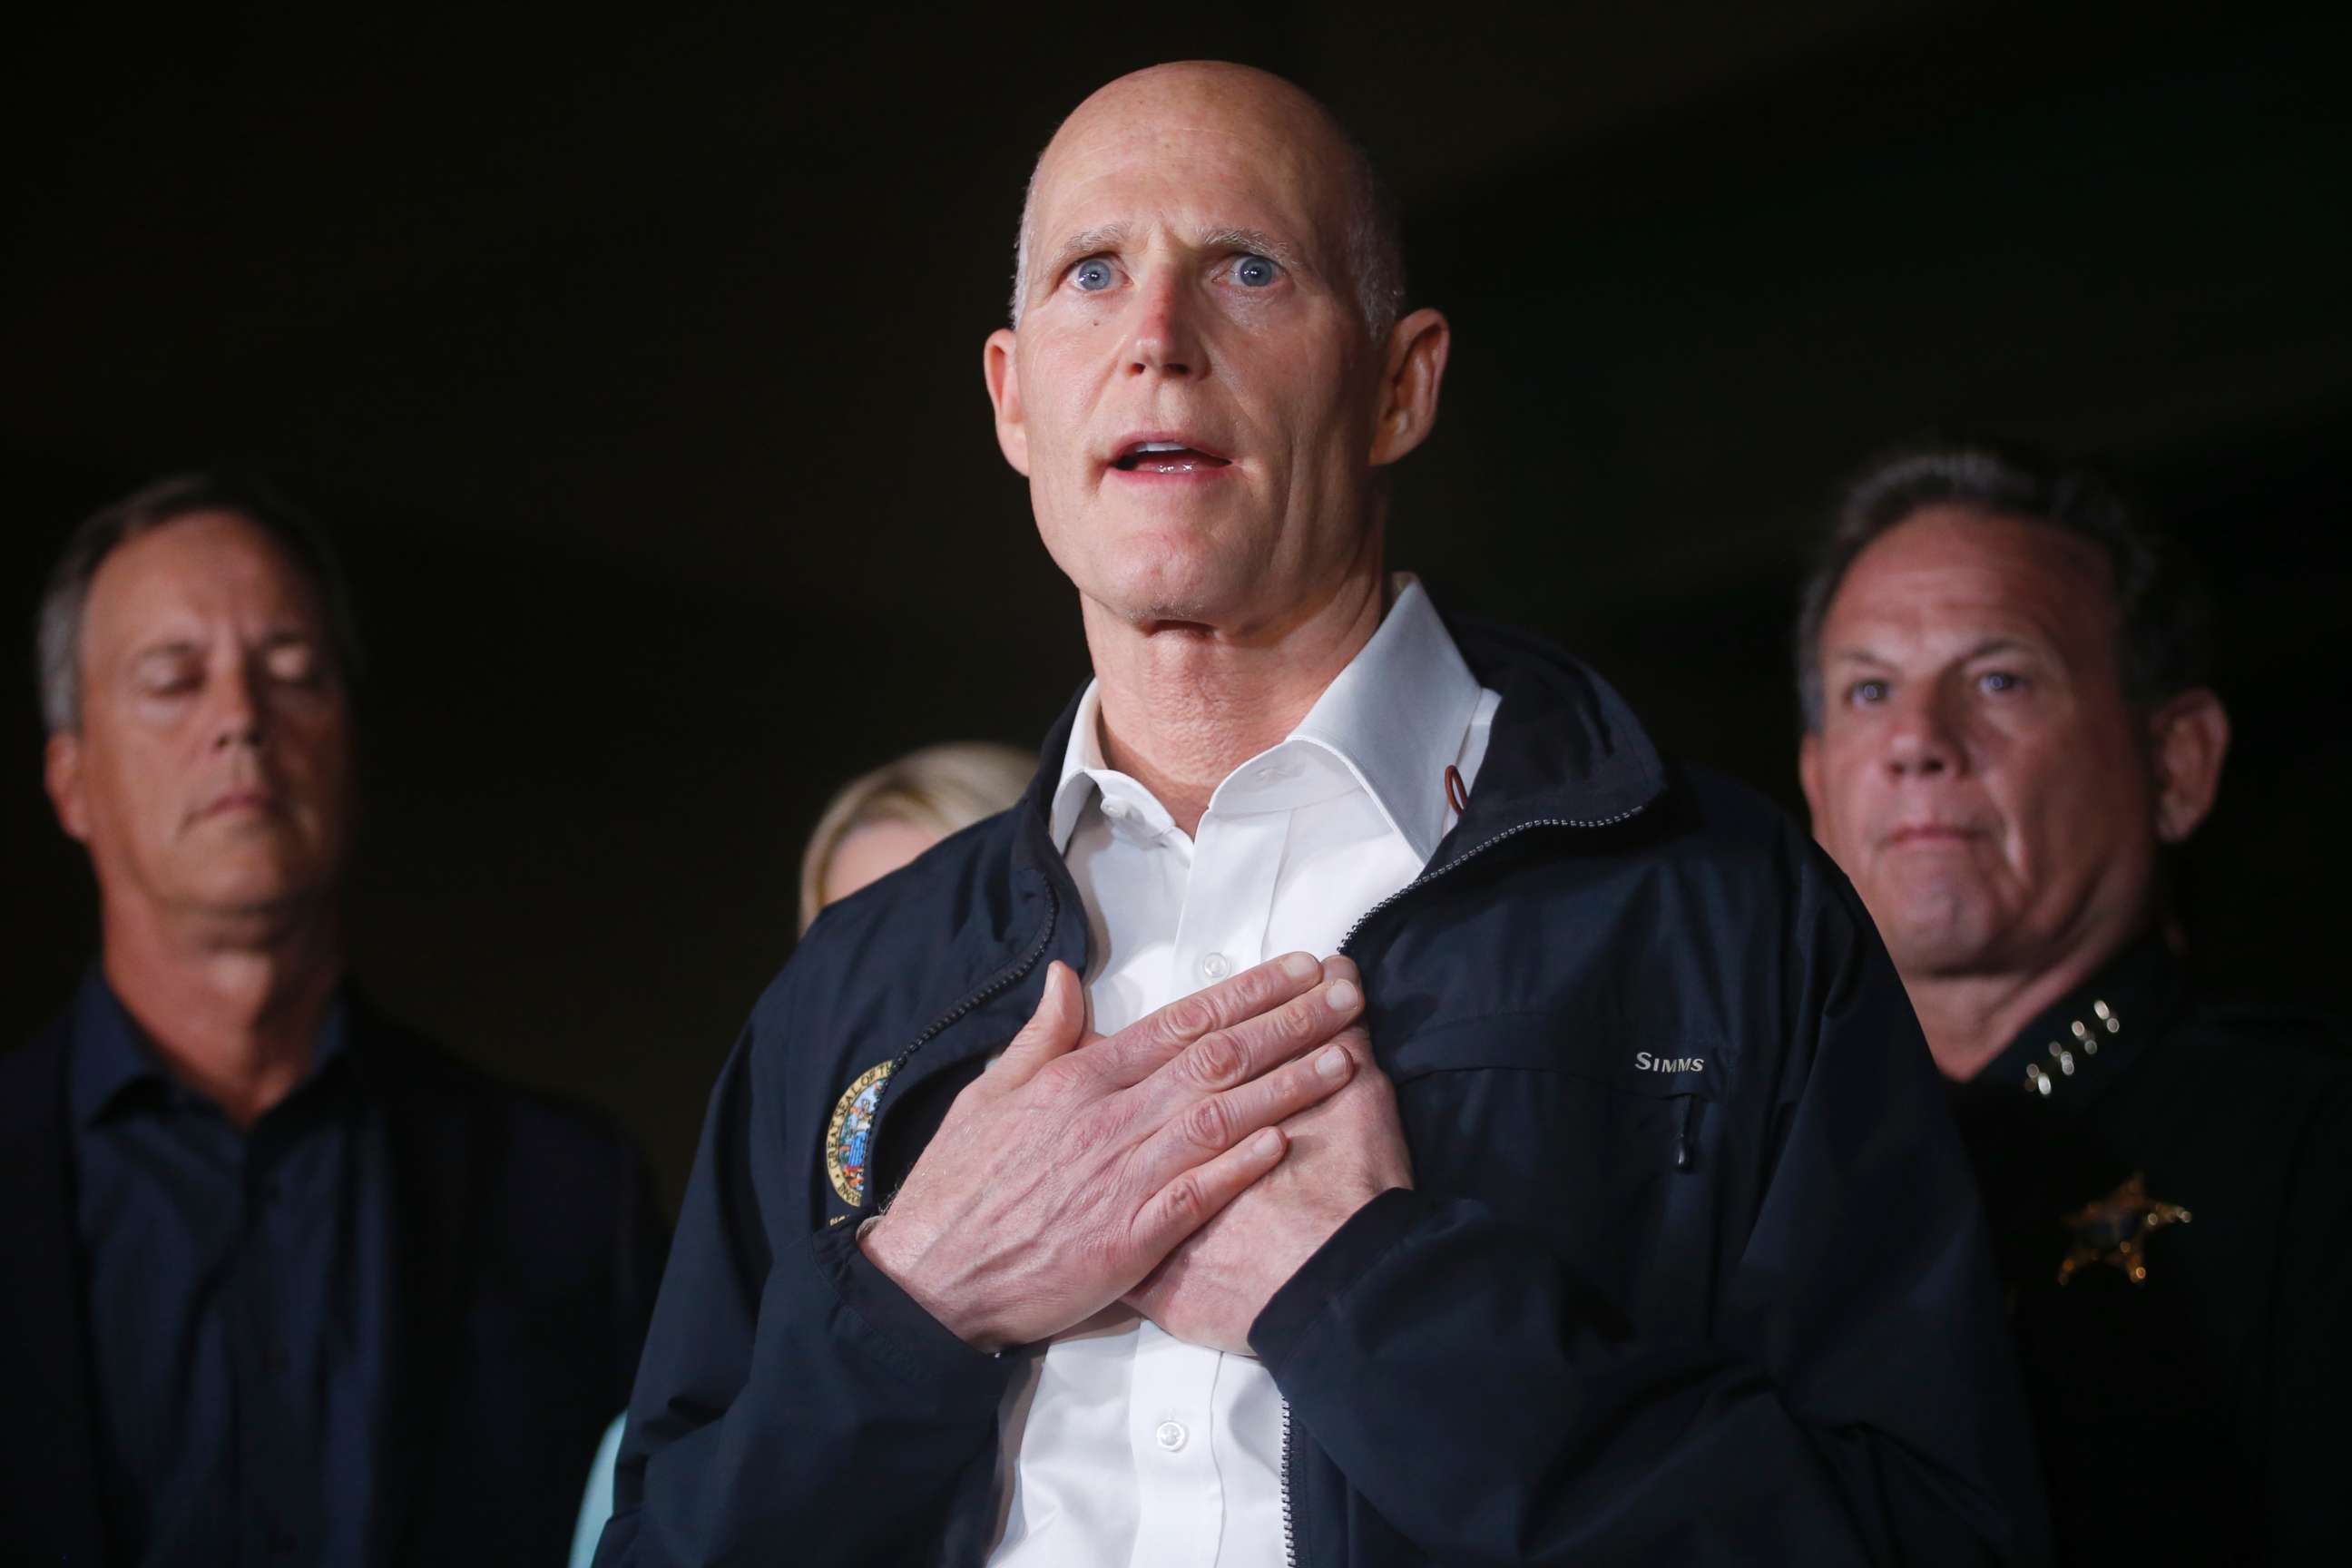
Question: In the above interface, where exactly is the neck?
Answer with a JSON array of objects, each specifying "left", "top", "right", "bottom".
[
  {"left": 1904, "top": 923, "right": 2150, "bottom": 1083},
  {"left": 99, "top": 894, "right": 343, "bottom": 1128},
  {"left": 1082, "top": 564, "right": 1388, "bottom": 837}
]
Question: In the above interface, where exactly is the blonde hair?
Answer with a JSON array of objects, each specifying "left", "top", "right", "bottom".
[{"left": 798, "top": 740, "right": 1036, "bottom": 933}]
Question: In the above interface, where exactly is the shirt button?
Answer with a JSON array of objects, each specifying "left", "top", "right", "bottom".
[
  {"left": 1102, "top": 799, "right": 1132, "bottom": 821},
  {"left": 1155, "top": 1420, "right": 1188, "bottom": 1452},
  {"left": 1198, "top": 952, "right": 1230, "bottom": 982}
]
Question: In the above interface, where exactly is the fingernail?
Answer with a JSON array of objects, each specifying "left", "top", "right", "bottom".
[
  {"left": 1316, "top": 1044, "right": 1350, "bottom": 1080},
  {"left": 1253, "top": 1130, "right": 1283, "bottom": 1156},
  {"left": 1280, "top": 952, "right": 1318, "bottom": 980},
  {"left": 1327, "top": 980, "right": 1360, "bottom": 1012}
]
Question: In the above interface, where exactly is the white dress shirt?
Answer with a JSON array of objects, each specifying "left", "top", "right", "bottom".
[{"left": 986, "top": 577, "right": 1501, "bottom": 1568}]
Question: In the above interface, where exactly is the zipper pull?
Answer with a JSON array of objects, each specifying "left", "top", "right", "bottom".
[{"left": 1674, "top": 1095, "right": 1703, "bottom": 1171}]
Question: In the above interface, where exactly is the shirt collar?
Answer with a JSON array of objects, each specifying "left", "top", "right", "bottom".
[
  {"left": 1964, "top": 929, "right": 2184, "bottom": 1112},
  {"left": 1048, "top": 575, "right": 1483, "bottom": 863},
  {"left": 67, "top": 965, "right": 355, "bottom": 1127}
]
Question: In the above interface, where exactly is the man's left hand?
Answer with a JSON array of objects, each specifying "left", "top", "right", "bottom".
[{"left": 1123, "top": 965, "right": 1412, "bottom": 1355}]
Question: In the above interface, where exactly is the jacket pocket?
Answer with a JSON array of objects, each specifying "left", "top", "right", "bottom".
[
  {"left": 1385, "top": 1007, "right": 1732, "bottom": 1100},
  {"left": 1383, "top": 1009, "right": 1735, "bottom": 1316}
]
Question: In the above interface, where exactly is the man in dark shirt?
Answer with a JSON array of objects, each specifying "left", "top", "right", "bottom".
[
  {"left": 2, "top": 474, "right": 669, "bottom": 1566},
  {"left": 1796, "top": 443, "right": 2351, "bottom": 1563}
]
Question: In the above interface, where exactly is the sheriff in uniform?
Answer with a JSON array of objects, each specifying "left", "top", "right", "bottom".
[{"left": 1798, "top": 443, "right": 2351, "bottom": 1563}]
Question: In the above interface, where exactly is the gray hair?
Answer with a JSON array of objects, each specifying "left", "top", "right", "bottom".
[
  {"left": 1005, "top": 118, "right": 1407, "bottom": 343},
  {"left": 1793, "top": 442, "right": 2211, "bottom": 732},
  {"left": 35, "top": 473, "right": 362, "bottom": 734}
]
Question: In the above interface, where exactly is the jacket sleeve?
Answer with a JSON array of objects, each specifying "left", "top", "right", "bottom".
[
  {"left": 608, "top": 1124, "right": 673, "bottom": 1406},
  {"left": 1251, "top": 858, "right": 2049, "bottom": 1566},
  {"left": 593, "top": 1012, "right": 1017, "bottom": 1567}
]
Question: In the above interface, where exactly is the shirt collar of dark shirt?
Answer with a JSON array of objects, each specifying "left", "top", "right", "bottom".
[
  {"left": 66, "top": 965, "right": 358, "bottom": 1131},
  {"left": 1958, "top": 927, "right": 2186, "bottom": 1112}
]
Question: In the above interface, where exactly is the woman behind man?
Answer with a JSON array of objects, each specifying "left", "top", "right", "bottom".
[{"left": 797, "top": 741, "right": 1038, "bottom": 933}]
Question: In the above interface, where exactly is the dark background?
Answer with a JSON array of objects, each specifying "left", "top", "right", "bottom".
[{"left": 5, "top": 4, "right": 2344, "bottom": 1206}]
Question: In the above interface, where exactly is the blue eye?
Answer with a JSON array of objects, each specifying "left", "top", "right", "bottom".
[
  {"left": 1978, "top": 671, "right": 2020, "bottom": 694},
  {"left": 1848, "top": 680, "right": 1889, "bottom": 706},
  {"left": 1073, "top": 259, "right": 1113, "bottom": 292},
  {"left": 1233, "top": 254, "right": 1279, "bottom": 287}
]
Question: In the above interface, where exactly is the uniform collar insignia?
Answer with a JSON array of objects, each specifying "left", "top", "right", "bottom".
[
  {"left": 2022, "top": 997, "right": 2122, "bottom": 1098},
  {"left": 2001, "top": 932, "right": 2184, "bottom": 1109},
  {"left": 2056, "top": 1171, "right": 2192, "bottom": 1286}
]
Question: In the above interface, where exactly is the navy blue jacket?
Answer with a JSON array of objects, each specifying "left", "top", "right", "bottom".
[
  {"left": 1, "top": 991, "right": 670, "bottom": 1567},
  {"left": 602, "top": 618, "right": 2046, "bottom": 1566}
]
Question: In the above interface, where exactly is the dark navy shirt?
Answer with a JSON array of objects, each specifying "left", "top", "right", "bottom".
[
  {"left": 1947, "top": 934, "right": 2352, "bottom": 1562},
  {"left": 68, "top": 970, "right": 391, "bottom": 1568}
]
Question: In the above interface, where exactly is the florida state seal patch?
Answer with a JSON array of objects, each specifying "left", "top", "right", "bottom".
[{"left": 825, "top": 1062, "right": 892, "bottom": 1207}]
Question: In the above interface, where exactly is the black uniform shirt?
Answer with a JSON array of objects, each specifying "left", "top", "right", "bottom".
[
  {"left": 67, "top": 969, "right": 391, "bottom": 1568},
  {"left": 1947, "top": 933, "right": 2352, "bottom": 1563}
]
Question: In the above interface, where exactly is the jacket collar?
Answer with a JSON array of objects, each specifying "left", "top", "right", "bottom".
[
  {"left": 1433, "top": 611, "right": 1667, "bottom": 844},
  {"left": 1013, "top": 602, "right": 1668, "bottom": 908}
]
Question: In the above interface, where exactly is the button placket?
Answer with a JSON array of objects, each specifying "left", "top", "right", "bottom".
[
  {"left": 1171, "top": 810, "right": 1289, "bottom": 996},
  {"left": 1129, "top": 1323, "right": 1223, "bottom": 1567}
]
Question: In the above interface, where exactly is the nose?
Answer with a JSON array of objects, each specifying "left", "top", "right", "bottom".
[
  {"left": 1882, "top": 683, "right": 1963, "bottom": 780},
  {"left": 210, "top": 660, "right": 266, "bottom": 752},
  {"left": 1123, "top": 268, "right": 1203, "bottom": 380}
]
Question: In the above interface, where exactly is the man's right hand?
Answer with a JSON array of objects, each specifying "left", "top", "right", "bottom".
[{"left": 859, "top": 952, "right": 1363, "bottom": 1351}]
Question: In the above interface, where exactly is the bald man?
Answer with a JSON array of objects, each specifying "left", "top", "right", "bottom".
[{"left": 601, "top": 65, "right": 2041, "bottom": 1567}]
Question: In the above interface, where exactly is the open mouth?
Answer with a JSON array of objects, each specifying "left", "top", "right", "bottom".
[{"left": 1112, "top": 439, "right": 1231, "bottom": 475}]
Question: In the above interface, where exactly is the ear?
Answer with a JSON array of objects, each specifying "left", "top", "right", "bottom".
[
  {"left": 983, "top": 328, "right": 1030, "bottom": 476},
  {"left": 44, "top": 730, "right": 91, "bottom": 844},
  {"left": 1798, "top": 730, "right": 1827, "bottom": 836},
  {"left": 1367, "top": 307, "right": 1451, "bottom": 468},
  {"left": 2149, "top": 687, "right": 2230, "bottom": 844}
]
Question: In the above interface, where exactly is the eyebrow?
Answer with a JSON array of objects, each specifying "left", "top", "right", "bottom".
[
  {"left": 128, "top": 627, "right": 314, "bottom": 663},
  {"left": 1041, "top": 224, "right": 1129, "bottom": 285},
  {"left": 129, "top": 639, "right": 203, "bottom": 666},
  {"left": 1038, "top": 222, "right": 1315, "bottom": 286},
  {"left": 1825, "top": 634, "right": 2039, "bottom": 667},
  {"left": 1198, "top": 227, "right": 1306, "bottom": 270}
]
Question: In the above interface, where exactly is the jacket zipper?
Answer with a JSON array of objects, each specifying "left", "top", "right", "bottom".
[
  {"left": 1277, "top": 800, "right": 1651, "bottom": 1566},
  {"left": 1280, "top": 1399, "right": 1298, "bottom": 1568},
  {"left": 864, "top": 886, "right": 1062, "bottom": 1206},
  {"left": 1337, "top": 804, "right": 1650, "bottom": 957}
]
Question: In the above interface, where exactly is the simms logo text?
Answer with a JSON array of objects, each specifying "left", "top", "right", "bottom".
[{"left": 1634, "top": 1052, "right": 1704, "bottom": 1073}]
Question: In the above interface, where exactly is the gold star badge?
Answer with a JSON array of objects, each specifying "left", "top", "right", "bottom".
[{"left": 2056, "top": 1171, "right": 2191, "bottom": 1287}]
